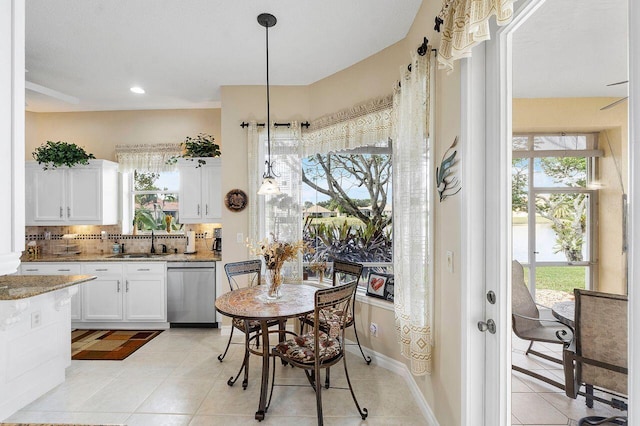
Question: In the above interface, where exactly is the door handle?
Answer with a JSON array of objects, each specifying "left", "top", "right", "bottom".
[
  {"left": 205, "top": 204, "right": 209, "bottom": 215},
  {"left": 197, "top": 204, "right": 201, "bottom": 215},
  {"left": 126, "top": 280, "right": 129, "bottom": 292},
  {"left": 117, "top": 280, "right": 121, "bottom": 292},
  {"left": 67, "top": 207, "right": 71, "bottom": 218},
  {"left": 60, "top": 207, "right": 63, "bottom": 218},
  {"left": 478, "top": 319, "right": 496, "bottom": 334}
]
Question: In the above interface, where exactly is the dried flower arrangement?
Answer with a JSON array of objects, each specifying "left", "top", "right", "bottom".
[{"left": 246, "top": 235, "right": 312, "bottom": 298}]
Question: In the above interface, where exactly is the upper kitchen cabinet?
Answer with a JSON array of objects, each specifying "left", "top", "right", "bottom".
[
  {"left": 25, "top": 160, "right": 119, "bottom": 225},
  {"left": 177, "top": 158, "right": 221, "bottom": 223}
]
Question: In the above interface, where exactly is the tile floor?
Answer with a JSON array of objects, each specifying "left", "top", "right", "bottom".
[
  {"left": 4, "top": 328, "right": 426, "bottom": 425},
  {"left": 511, "top": 335, "right": 628, "bottom": 425},
  {"left": 3, "top": 328, "right": 628, "bottom": 425}
]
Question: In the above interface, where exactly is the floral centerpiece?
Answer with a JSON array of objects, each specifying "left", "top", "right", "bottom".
[
  {"left": 247, "top": 235, "right": 310, "bottom": 299},
  {"left": 309, "top": 261, "right": 328, "bottom": 283}
]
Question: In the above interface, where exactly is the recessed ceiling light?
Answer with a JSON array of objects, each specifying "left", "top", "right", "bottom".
[{"left": 130, "top": 86, "right": 145, "bottom": 94}]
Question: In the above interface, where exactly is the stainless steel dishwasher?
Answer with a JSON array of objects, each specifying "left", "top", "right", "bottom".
[{"left": 167, "top": 262, "right": 217, "bottom": 327}]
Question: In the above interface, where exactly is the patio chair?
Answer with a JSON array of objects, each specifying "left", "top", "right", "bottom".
[
  {"left": 219, "top": 260, "right": 279, "bottom": 389},
  {"left": 563, "top": 289, "right": 628, "bottom": 420},
  {"left": 511, "top": 260, "right": 573, "bottom": 387},
  {"left": 269, "top": 281, "right": 368, "bottom": 425},
  {"left": 300, "top": 259, "right": 372, "bottom": 366}
]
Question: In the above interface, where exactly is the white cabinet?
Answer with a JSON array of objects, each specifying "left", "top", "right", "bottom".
[
  {"left": 81, "top": 262, "right": 166, "bottom": 323},
  {"left": 81, "top": 263, "right": 124, "bottom": 321},
  {"left": 25, "top": 160, "right": 119, "bottom": 226},
  {"left": 123, "top": 263, "right": 166, "bottom": 321},
  {"left": 19, "top": 262, "right": 83, "bottom": 320},
  {"left": 178, "top": 158, "right": 221, "bottom": 223}
]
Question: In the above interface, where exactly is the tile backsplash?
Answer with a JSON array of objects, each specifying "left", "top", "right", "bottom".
[{"left": 24, "top": 224, "right": 218, "bottom": 255}]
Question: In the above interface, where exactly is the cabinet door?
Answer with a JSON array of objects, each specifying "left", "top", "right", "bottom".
[
  {"left": 82, "top": 276, "right": 123, "bottom": 321},
  {"left": 124, "top": 263, "right": 166, "bottom": 321},
  {"left": 125, "top": 276, "right": 166, "bottom": 321},
  {"left": 179, "top": 166, "right": 203, "bottom": 223},
  {"left": 29, "top": 168, "right": 66, "bottom": 224},
  {"left": 67, "top": 167, "right": 101, "bottom": 222},
  {"left": 202, "top": 162, "right": 222, "bottom": 221}
]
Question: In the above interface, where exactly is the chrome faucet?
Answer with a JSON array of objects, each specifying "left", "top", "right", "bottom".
[{"left": 150, "top": 230, "right": 156, "bottom": 253}]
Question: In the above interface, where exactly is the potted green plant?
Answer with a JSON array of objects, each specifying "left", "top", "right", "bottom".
[
  {"left": 167, "top": 133, "right": 221, "bottom": 167},
  {"left": 32, "top": 141, "right": 96, "bottom": 170}
]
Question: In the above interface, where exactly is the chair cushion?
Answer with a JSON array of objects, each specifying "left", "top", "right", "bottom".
[
  {"left": 273, "top": 332, "right": 342, "bottom": 364},
  {"left": 232, "top": 318, "right": 280, "bottom": 331}
]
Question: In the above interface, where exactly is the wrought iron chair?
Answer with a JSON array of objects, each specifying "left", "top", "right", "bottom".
[
  {"left": 269, "top": 281, "right": 368, "bottom": 425},
  {"left": 300, "top": 259, "right": 371, "bottom": 366},
  {"left": 511, "top": 260, "right": 573, "bottom": 387},
  {"left": 218, "top": 260, "right": 279, "bottom": 389},
  {"left": 563, "top": 289, "right": 628, "bottom": 423}
]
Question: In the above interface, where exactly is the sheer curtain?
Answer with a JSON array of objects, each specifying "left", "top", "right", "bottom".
[
  {"left": 436, "top": 0, "right": 516, "bottom": 72},
  {"left": 392, "top": 49, "right": 434, "bottom": 375},
  {"left": 248, "top": 122, "right": 303, "bottom": 279},
  {"left": 115, "top": 143, "right": 182, "bottom": 173}
]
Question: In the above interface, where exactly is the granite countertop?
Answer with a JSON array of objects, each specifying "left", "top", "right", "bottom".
[
  {"left": 20, "top": 251, "right": 222, "bottom": 263},
  {"left": 0, "top": 275, "right": 96, "bottom": 300}
]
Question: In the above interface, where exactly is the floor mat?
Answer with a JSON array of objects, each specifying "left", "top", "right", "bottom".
[{"left": 71, "top": 329, "right": 162, "bottom": 360}]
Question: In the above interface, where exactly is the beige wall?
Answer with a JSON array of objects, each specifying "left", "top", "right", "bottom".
[
  {"left": 513, "top": 97, "right": 628, "bottom": 294},
  {"left": 25, "top": 108, "right": 221, "bottom": 162}
]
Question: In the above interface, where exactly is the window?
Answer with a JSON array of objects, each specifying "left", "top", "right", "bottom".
[
  {"left": 126, "top": 170, "right": 183, "bottom": 234},
  {"left": 301, "top": 146, "right": 393, "bottom": 286},
  {"left": 512, "top": 133, "right": 600, "bottom": 302}
]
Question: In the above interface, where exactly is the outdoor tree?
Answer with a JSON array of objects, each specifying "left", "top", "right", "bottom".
[{"left": 302, "top": 153, "right": 391, "bottom": 229}]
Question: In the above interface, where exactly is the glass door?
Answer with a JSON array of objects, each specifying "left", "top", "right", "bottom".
[{"left": 512, "top": 135, "right": 598, "bottom": 304}]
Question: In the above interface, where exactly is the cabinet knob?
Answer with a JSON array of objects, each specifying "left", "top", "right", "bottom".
[
  {"left": 59, "top": 207, "right": 63, "bottom": 218},
  {"left": 67, "top": 207, "right": 71, "bottom": 218},
  {"left": 126, "top": 280, "right": 129, "bottom": 292},
  {"left": 117, "top": 280, "right": 121, "bottom": 292},
  {"left": 197, "top": 204, "right": 201, "bottom": 215},
  {"left": 205, "top": 204, "right": 209, "bottom": 215}
]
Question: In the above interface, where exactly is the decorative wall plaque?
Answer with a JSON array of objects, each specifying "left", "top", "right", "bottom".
[{"left": 225, "top": 189, "right": 248, "bottom": 212}]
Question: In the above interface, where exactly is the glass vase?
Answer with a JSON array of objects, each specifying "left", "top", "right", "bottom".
[{"left": 264, "top": 263, "right": 283, "bottom": 300}]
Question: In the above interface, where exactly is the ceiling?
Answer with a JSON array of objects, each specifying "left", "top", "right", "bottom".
[
  {"left": 513, "top": 0, "right": 628, "bottom": 99},
  {"left": 26, "top": 0, "right": 629, "bottom": 113},
  {"left": 25, "top": 0, "right": 422, "bottom": 112}
]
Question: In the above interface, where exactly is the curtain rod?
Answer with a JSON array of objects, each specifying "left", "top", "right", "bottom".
[
  {"left": 240, "top": 121, "right": 310, "bottom": 128},
  {"left": 398, "top": 37, "right": 436, "bottom": 88}
]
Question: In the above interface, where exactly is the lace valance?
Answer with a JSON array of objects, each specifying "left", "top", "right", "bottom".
[
  {"left": 437, "top": 0, "right": 516, "bottom": 72},
  {"left": 301, "top": 95, "right": 393, "bottom": 156},
  {"left": 115, "top": 143, "right": 182, "bottom": 173}
]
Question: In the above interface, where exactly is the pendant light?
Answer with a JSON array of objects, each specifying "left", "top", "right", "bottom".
[{"left": 257, "top": 13, "right": 281, "bottom": 196}]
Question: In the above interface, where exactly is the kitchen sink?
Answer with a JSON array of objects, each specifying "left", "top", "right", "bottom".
[{"left": 107, "top": 253, "right": 170, "bottom": 259}]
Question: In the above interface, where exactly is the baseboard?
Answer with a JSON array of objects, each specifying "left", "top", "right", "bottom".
[
  {"left": 345, "top": 340, "right": 439, "bottom": 425},
  {"left": 72, "top": 322, "right": 170, "bottom": 330}
]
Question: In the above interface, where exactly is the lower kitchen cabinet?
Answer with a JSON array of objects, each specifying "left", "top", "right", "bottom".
[
  {"left": 123, "top": 263, "right": 166, "bottom": 321},
  {"left": 20, "top": 262, "right": 83, "bottom": 320},
  {"left": 81, "top": 263, "right": 124, "bottom": 321},
  {"left": 81, "top": 262, "right": 166, "bottom": 323}
]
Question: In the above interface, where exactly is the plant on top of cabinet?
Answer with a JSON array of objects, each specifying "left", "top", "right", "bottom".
[
  {"left": 167, "top": 133, "right": 221, "bottom": 167},
  {"left": 32, "top": 141, "right": 96, "bottom": 169}
]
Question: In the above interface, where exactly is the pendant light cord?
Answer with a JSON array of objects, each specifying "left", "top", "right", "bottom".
[{"left": 264, "top": 21, "right": 272, "bottom": 178}]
